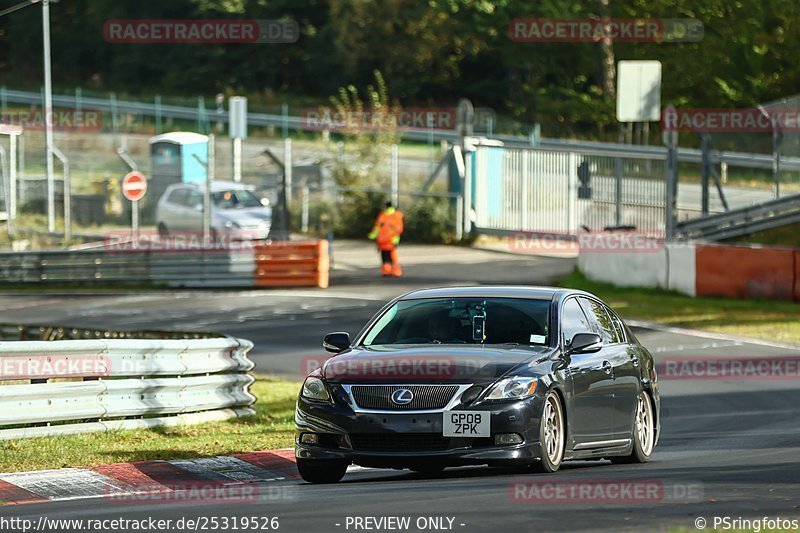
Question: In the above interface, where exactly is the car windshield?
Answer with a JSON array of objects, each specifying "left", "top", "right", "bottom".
[
  {"left": 212, "top": 190, "right": 263, "bottom": 209},
  {"left": 362, "top": 297, "right": 549, "bottom": 346}
]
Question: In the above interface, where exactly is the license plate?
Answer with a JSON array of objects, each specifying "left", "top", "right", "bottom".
[{"left": 443, "top": 411, "right": 490, "bottom": 437}]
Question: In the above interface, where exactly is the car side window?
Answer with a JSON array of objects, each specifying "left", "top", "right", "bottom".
[
  {"left": 579, "top": 297, "right": 617, "bottom": 344},
  {"left": 604, "top": 304, "right": 626, "bottom": 343},
  {"left": 167, "top": 189, "right": 188, "bottom": 205},
  {"left": 186, "top": 190, "right": 203, "bottom": 208},
  {"left": 562, "top": 297, "right": 592, "bottom": 345}
]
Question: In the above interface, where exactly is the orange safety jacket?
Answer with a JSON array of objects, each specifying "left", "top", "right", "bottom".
[{"left": 372, "top": 209, "right": 404, "bottom": 251}]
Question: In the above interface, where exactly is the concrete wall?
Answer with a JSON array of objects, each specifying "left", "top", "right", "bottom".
[{"left": 579, "top": 242, "right": 799, "bottom": 301}]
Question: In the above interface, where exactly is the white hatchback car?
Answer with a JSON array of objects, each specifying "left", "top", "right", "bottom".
[{"left": 155, "top": 181, "right": 272, "bottom": 240}]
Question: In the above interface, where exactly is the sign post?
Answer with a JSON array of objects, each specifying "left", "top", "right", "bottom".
[
  {"left": 229, "top": 96, "right": 247, "bottom": 183},
  {"left": 122, "top": 171, "right": 148, "bottom": 246}
]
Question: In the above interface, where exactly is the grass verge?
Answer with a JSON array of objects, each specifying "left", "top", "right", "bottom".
[
  {"left": 0, "top": 376, "right": 300, "bottom": 474},
  {"left": 557, "top": 270, "right": 800, "bottom": 345}
]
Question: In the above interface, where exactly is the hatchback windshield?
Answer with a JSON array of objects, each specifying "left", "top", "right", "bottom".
[
  {"left": 363, "top": 297, "right": 550, "bottom": 346},
  {"left": 212, "top": 190, "right": 264, "bottom": 209}
]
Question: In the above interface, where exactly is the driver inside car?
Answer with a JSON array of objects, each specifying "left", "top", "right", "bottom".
[{"left": 427, "top": 313, "right": 465, "bottom": 344}]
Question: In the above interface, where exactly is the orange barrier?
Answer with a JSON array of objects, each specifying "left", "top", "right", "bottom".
[
  {"left": 695, "top": 244, "right": 795, "bottom": 300},
  {"left": 253, "top": 240, "right": 329, "bottom": 288}
]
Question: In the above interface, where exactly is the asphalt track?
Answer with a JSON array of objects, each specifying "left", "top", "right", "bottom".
[{"left": 1, "top": 243, "right": 799, "bottom": 532}]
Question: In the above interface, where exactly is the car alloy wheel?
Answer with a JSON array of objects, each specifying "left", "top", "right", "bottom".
[{"left": 534, "top": 391, "right": 565, "bottom": 472}]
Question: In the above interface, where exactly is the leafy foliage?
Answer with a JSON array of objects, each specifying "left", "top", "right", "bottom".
[{"left": 2, "top": 0, "right": 800, "bottom": 138}]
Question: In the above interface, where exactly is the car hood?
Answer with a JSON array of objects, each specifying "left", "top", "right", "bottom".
[{"left": 321, "top": 345, "right": 555, "bottom": 386}]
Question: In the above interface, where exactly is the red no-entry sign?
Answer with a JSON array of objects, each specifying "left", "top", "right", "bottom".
[{"left": 122, "top": 171, "right": 148, "bottom": 202}]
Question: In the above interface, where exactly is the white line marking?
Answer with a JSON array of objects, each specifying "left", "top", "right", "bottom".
[{"left": 627, "top": 319, "right": 800, "bottom": 351}]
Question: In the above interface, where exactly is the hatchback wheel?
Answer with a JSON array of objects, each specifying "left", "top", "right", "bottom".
[
  {"left": 296, "top": 459, "right": 348, "bottom": 484},
  {"left": 532, "top": 391, "right": 565, "bottom": 473}
]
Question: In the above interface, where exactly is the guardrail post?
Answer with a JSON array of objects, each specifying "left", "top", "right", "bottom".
[
  {"left": 665, "top": 146, "right": 679, "bottom": 241},
  {"left": 284, "top": 138, "right": 293, "bottom": 203},
  {"left": 301, "top": 185, "right": 310, "bottom": 233},
  {"left": 614, "top": 157, "right": 623, "bottom": 226},
  {"left": 390, "top": 144, "right": 399, "bottom": 207}
]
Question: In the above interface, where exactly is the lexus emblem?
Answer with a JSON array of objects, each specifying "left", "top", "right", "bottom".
[{"left": 391, "top": 388, "right": 414, "bottom": 406}]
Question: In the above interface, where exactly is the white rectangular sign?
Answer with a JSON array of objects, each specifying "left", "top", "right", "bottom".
[
  {"left": 229, "top": 96, "right": 248, "bottom": 139},
  {"left": 616, "top": 60, "right": 662, "bottom": 122}
]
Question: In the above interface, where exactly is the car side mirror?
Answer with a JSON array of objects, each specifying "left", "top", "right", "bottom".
[
  {"left": 260, "top": 198, "right": 270, "bottom": 207},
  {"left": 323, "top": 332, "right": 351, "bottom": 353},
  {"left": 568, "top": 332, "right": 603, "bottom": 354}
]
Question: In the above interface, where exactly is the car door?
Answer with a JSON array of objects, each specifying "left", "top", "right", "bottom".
[
  {"left": 561, "top": 297, "right": 615, "bottom": 446},
  {"left": 160, "top": 188, "right": 186, "bottom": 230},
  {"left": 183, "top": 189, "right": 204, "bottom": 231},
  {"left": 579, "top": 297, "right": 640, "bottom": 442}
]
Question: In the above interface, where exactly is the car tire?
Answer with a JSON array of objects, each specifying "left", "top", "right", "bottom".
[
  {"left": 610, "top": 391, "right": 655, "bottom": 464},
  {"left": 532, "top": 391, "right": 565, "bottom": 473},
  {"left": 296, "top": 458, "right": 348, "bottom": 484},
  {"left": 157, "top": 223, "right": 169, "bottom": 239}
]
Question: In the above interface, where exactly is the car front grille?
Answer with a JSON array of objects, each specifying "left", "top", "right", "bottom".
[
  {"left": 349, "top": 385, "right": 459, "bottom": 411},
  {"left": 349, "top": 433, "right": 451, "bottom": 452}
]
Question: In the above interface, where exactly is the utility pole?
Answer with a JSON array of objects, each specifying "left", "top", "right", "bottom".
[{"left": 42, "top": 0, "right": 55, "bottom": 232}]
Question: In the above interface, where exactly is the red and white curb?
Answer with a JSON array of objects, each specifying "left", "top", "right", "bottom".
[{"left": 0, "top": 449, "right": 299, "bottom": 505}]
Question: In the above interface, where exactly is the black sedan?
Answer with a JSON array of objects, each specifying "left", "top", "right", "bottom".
[{"left": 295, "top": 286, "right": 659, "bottom": 483}]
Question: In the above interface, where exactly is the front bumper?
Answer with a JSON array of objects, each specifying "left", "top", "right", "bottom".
[{"left": 295, "top": 393, "right": 545, "bottom": 468}]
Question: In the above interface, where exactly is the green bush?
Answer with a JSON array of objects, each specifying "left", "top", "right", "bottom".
[{"left": 403, "top": 196, "right": 456, "bottom": 244}]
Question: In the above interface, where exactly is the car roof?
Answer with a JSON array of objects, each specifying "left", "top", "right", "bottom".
[
  {"left": 168, "top": 180, "right": 254, "bottom": 193},
  {"left": 398, "top": 285, "right": 576, "bottom": 301}
]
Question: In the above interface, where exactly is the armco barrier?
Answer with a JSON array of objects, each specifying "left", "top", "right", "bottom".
[
  {"left": 580, "top": 241, "right": 799, "bottom": 302},
  {"left": 254, "top": 240, "right": 329, "bottom": 288},
  {"left": 0, "top": 240, "right": 329, "bottom": 288},
  {"left": 695, "top": 244, "right": 795, "bottom": 300},
  {"left": 0, "top": 336, "right": 256, "bottom": 439}
]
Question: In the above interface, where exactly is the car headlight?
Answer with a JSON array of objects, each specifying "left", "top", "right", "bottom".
[
  {"left": 301, "top": 376, "right": 330, "bottom": 401},
  {"left": 223, "top": 220, "right": 240, "bottom": 229},
  {"left": 484, "top": 377, "right": 538, "bottom": 400}
]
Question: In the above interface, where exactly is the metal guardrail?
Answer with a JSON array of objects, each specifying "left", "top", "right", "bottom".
[
  {"left": 676, "top": 192, "right": 800, "bottom": 241},
  {"left": 0, "top": 322, "right": 218, "bottom": 341},
  {"left": 0, "top": 335, "right": 256, "bottom": 440},
  {"left": 5, "top": 88, "right": 800, "bottom": 171},
  {"left": 0, "top": 241, "right": 329, "bottom": 288},
  {"left": 0, "top": 248, "right": 255, "bottom": 287}
]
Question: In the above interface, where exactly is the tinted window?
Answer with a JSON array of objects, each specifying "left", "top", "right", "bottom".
[
  {"left": 167, "top": 188, "right": 188, "bottom": 205},
  {"left": 186, "top": 190, "right": 204, "bottom": 208},
  {"left": 579, "top": 297, "right": 616, "bottom": 344},
  {"left": 363, "top": 297, "right": 550, "bottom": 346},
  {"left": 604, "top": 305, "right": 626, "bottom": 343},
  {"left": 212, "top": 190, "right": 263, "bottom": 209},
  {"left": 561, "top": 298, "right": 591, "bottom": 344}
]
